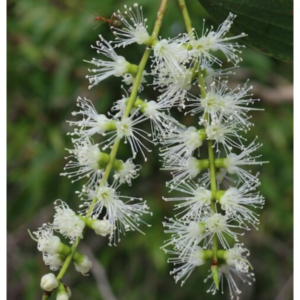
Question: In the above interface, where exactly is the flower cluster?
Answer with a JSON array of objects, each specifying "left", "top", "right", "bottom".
[
  {"left": 150, "top": 13, "right": 265, "bottom": 300},
  {"left": 31, "top": 2, "right": 266, "bottom": 299}
]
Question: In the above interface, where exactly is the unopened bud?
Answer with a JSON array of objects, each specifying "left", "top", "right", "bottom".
[
  {"left": 73, "top": 254, "right": 92, "bottom": 275},
  {"left": 40, "top": 273, "right": 59, "bottom": 292}
]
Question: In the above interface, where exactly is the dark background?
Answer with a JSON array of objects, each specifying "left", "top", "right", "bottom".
[{"left": 7, "top": 0, "right": 293, "bottom": 299}]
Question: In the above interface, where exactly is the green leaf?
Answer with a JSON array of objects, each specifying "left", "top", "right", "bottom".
[{"left": 198, "top": 0, "right": 293, "bottom": 62}]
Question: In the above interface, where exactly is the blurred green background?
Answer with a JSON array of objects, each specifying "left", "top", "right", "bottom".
[{"left": 7, "top": 0, "right": 293, "bottom": 299}]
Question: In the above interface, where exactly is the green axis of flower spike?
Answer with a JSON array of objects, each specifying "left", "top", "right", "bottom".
[{"left": 41, "top": 1, "right": 170, "bottom": 299}]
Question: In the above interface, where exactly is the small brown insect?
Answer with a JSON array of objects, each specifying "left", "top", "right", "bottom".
[{"left": 93, "top": 14, "right": 122, "bottom": 30}]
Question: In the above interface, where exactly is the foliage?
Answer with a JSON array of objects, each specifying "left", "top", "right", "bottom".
[{"left": 198, "top": 0, "right": 293, "bottom": 62}]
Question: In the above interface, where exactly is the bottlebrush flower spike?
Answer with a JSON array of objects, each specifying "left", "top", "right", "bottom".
[
  {"left": 158, "top": 8, "right": 265, "bottom": 299},
  {"left": 31, "top": 2, "right": 174, "bottom": 295}
]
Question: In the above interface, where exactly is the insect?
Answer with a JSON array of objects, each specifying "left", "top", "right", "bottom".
[{"left": 93, "top": 13, "right": 123, "bottom": 30}]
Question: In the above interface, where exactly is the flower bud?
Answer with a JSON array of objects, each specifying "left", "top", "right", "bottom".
[
  {"left": 38, "top": 235, "right": 62, "bottom": 255},
  {"left": 56, "top": 283, "right": 70, "bottom": 300},
  {"left": 211, "top": 265, "right": 219, "bottom": 291},
  {"left": 92, "top": 219, "right": 112, "bottom": 236},
  {"left": 53, "top": 200, "right": 85, "bottom": 244},
  {"left": 57, "top": 293, "right": 69, "bottom": 300},
  {"left": 66, "top": 286, "right": 72, "bottom": 298},
  {"left": 40, "top": 273, "right": 59, "bottom": 292},
  {"left": 73, "top": 254, "right": 92, "bottom": 275}
]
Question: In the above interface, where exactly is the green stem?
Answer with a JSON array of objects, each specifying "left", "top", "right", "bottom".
[
  {"left": 207, "top": 141, "right": 217, "bottom": 200},
  {"left": 198, "top": 72, "right": 218, "bottom": 263},
  {"left": 124, "top": 51, "right": 151, "bottom": 117},
  {"left": 178, "top": 0, "right": 193, "bottom": 34},
  {"left": 41, "top": 1, "right": 170, "bottom": 299},
  {"left": 42, "top": 294, "right": 49, "bottom": 300},
  {"left": 198, "top": 73, "right": 206, "bottom": 99},
  {"left": 198, "top": 72, "right": 219, "bottom": 290},
  {"left": 208, "top": 140, "right": 218, "bottom": 261}
]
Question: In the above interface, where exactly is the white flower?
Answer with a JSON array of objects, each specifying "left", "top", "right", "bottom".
[
  {"left": 160, "top": 126, "right": 206, "bottom": 161},
  {"left": 187, "top": 80, "right": 261, "bottom": 129},
  {"left": 200, "top": 60, "right": 235, "bottom": 85},
  {"left": 53, "top": 200, "right": 85, "bottom": 243},
  {"left": 218, "top": 81, "right": 262, "bottom": 129},
  {"left": 122, "top": 71, "right": 147, "bottom": 92},
  {"left": 60, "top": 138, "right": 103, "bottom": 189},
  {"left": 43, "top": 253, "right": 64, "bottom": 271},
  {"left": 163, "top": 180, "right": 211, "bottom": 220},
  {"left": 113, "top": 158, "right": 141, "bottom": 185},
  {"left": 226, "top": 244, "right": 251, "bottom": 273},
  {"left": 162, "top": 218, "right": 206, "bottom": 257},
  {"left": 152, "top": 65, "right": 193, "bottom": 104},
  {"left": 74, "top": 255, "right": 92, "bottom": 275},
  {"left": 225, "top": 139, "right": 266, "bottom": 185},
  {"left": 69, "top": 98, "right": 152, "bottom": 161},
  {"left": 138, "top": 99, "right": 183, "bottom": 141},
  {"left": 85, "top": 36, "right": 130, "bottom": 88},
  {"left": 34, "top": 224, "right": 62, "bottom": 255},
  {"left": 111, "top": 97, "right": 128, "bottom": 118},
  {"left": 79, "top": 183, "right": 151, "bottom": 245},
  {"left": 205, "top": 263, "right": 255, "bottom": 299},
  {"left": 40, "top": 273, "right": 59, "bottom": 292},
  {"left": 112, "top": 4, "right": 150, "bottom": 47},
  {"left": 99, "top": 111, "right": 152, "bottom": 161},
  {"left": 67, "top": 97, "right": 115, "bottom": 140},
  {"left": 219, "top": 184, "right": 264, "bottom": 228},
  {"left": 152, "top": 34, "right": 190, "bottom": 74},
  {"left": 162, "top": 156, "right": 203, "bottom": 189},
  {"left": 186, "top": 82, "right": 226, "bottom": 117},
  {"left": 205, "top": 116, "right": 245, "bottom": 153},
  {"left": 110, "top": 88, "right": 141, "bottom": 119},
  {"left": 92, "top": 219, "right": 113, "bottom": 236},
  {"left": 167, "top": 246, "right": 206, "bottom": 286},
  {"left": 190, "top": 14, "right": 246, "bottom": 66},
  {"left": 204, "top": 213, "right": 246, "bottom": 249}
]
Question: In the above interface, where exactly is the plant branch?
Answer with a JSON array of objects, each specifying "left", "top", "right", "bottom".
[{"left": 178, "top": 0, "right": 193, "bottom": 33}]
